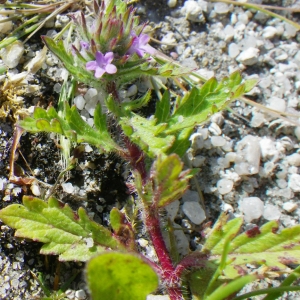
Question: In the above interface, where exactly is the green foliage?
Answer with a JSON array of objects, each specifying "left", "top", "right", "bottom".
[
  {"left": 135, "top": 154, "right": 197, "bottom": 207},
  {"left": 86, "top": 252, "right": 158, "bottom": 300},
  {"left": 202, "top": 213, "right": 300, "bottom": 279},
  {"left": 0, "top": 196, "right": 124, "bottom": 261},
  {"left": 18, "top": 101, "right": 122, "bottom": 154}
]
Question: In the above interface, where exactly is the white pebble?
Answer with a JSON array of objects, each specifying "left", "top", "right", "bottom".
[
  {"left": 259, "top": 137, "right": 277, "bottom": 161},
  {"left": 190, "top": 133, "right": 204, "bottom": 149},
  {"left": 0, "top": 177, "right": 7, "bottom": 191},
  {"left": 286, "top": 153, "right": 300, "bottom": 166},
  {"left": 228, "top": 43, "right": 240, "bottom": 58},
  {"left": 182, "top": 201, "right": 206, "bottom": 225},
  {"left": 75, "top": 289, "right": 86, "bottom": 300},
  {"left": 263, "top": 204, "right": 281, "bottom": 220},
  {"left": 1, "top": 41, "right": 25, "bottom": 68},
  {"left": 126, "top": 85, "right": 138, "bottom": 97},
  {"left": 282, "top": 202, "right": 297, "bottom": 213},
  {"left": 262, "top": 26, "right": 278, "bottom": 39},
  {"left": 250, "top": 111, "right": 265, "bottom": 128},
  {"left": 217, "top": 179, "right": 234, "bottom": 195},
  {"left": 211, "top": 136, "right": 226, "bottom": 147},
  {"left": 236, "top": 47, "right": 259, "bottom": 66},
  {"left": 283, "top": 23, "right": 297, "bottom": 39},
  {"left": 147, "top": 295, "right": 170, "bottom": 300},
  {"left": 167, "top": 0, "right": 177, "bottom": 8},
  {"left": 214, "top": 2, "right": 229, "bottom": 14},
  {"left": 239, "top": 197, "right": 264, "bottom": 223},
  {"left": 165, "top": 200, "right": 179, "bottom": 221},
  {"left": 295, "top": 127, "right": 300, "bottom": 141},
  {"left": 74, "top": 95, "right": 86, "bottom": 110},
  {"left": 267, "top": 96, "right": 286, "bottom": 112},
  {"left": 192, "top": 155, "right": 206, "bottom": 167},
  {"left": 288, "top": 174, "right": 300, "bottom": 192},
  {"left": 84, "top": 88, "right": 98, "bottom": 101},
  {"left": 182, "top": 1, "right": 205, "bottom": 22},
  {"left": 61, "top": 182, "right": 75, "bottom": 194},
  {"left": 30, "top": 184, "right": 41, "bottom": 196},
  {"left": 208, "top": 122, "right": 222, "bottom": 135},
  {"left": 234, "top": 135, "right": 261, "bottom": 175}
]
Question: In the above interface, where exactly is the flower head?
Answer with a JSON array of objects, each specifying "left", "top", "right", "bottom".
[
  {"left": 86, "top": 51, "right": 117, "bottom": 78},
  {"left": 127, "top": 33, "right": 152, "bottom": 57}
]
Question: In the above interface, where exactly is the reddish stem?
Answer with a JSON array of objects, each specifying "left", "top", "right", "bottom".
[{"left": 107, "top": 81, "right": 184, "bottom": 300}]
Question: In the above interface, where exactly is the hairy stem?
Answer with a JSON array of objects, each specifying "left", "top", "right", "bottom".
[{"left": 107, "top": 80, "right": 183, "bottom": 300}]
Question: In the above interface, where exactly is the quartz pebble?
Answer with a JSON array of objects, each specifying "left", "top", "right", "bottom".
[
  {"left": 239, "top": 197, "right": 264, "bottom": 223},
  {"left": 182, "top": 1, "right": 205, "bottom": 22},
  {"left": 1, "top": 41, "right": 25, "bottom": 68},
  {"left": 267, "top": 96, "right": 286, "bottom": 112},
  {"left": 74, "top": 95, "right": 86, "bottom": 110},
  {"left": 286, "top": 153, "right": 300, "bottom": 166},
  {"left": 61, "top": 182, "right": 75, "bottom": 194},
  {"left": 0, "top": 15, "right": 12, "bottom": 34},
  {"left": 228, "top": 43, "right": 240, "bottom": 58},
  {"left": 263, "top": 204, "right": 281, "bottom": 220},
  {"left": 211, "top": 136, "right": 226, "bottom": 147},
  {"left": 217, "top": 179, "right": 234, "bottom": 195},
  {"left": 234, "top": 135, "right": 261, "bottom": 175},
  {"left": 214, "top": 2, "right": 229, "bottom": 14},
  {"left": 288, "top": 174, "right": 300, "bottom": 192},
  {"left": 75, "top": 289, "right": 86, "bottom": 300},
  {"left": 182, "top": 201, "right": 206, "bottom": 225},
  {"left": 165, "top": 200, "right": 180, "bottom": 221},
  {"left": 236, "top": 47, "right": 259, "bottom": 66},
  {"left": 282, "top": 202, "right": 297, "bottom": 213}
]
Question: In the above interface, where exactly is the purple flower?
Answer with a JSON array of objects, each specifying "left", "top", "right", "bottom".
[
  {"left": 86, "top": 51, "right": 117, "bottom": 78},
  {"left": 80, "top": 41, "right": 90, "bottom": 51},
  {"left": 127, "top": 33, "right": 153, "bottom": 57}
]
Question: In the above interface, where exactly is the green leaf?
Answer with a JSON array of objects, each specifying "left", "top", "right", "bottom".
[
  {"left": 120, "top": 114, "right": 175, "bottom": 157},
  {"left": 166, "top": 72, "right": 246, "bottom": 134},
  {"left": 155, "top": 90, "right": 170, "bottom": 123},
  {"left": 19, "top": 102, "right": 121, "bottom": 154},
  {"left": 202, "top": 213, "right": 300, "bottom": 279},
  {"left": 0, "top": 196, "right": 123, "bottom": 261},
  {"left": 136, "top": 154, "right": 196, "bottom": 207},
  {"left": 86, "top": 252, "right": 158, "bottom": 300}
]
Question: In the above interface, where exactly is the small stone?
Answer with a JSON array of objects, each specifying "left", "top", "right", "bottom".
[
  {"left": 217, "top": 179, "right": 234, "bottom": 195},
  {"left": 61, "top": 182, "right": 75, "bottom": 194},
  {"left": 165, "top": 200, "right": 180, "bottom": 221},
  {"left": 283, "top": 23, "right": 297, "bottom": 39},
  {"left": 263, "top": 204, "right": 281, "bottom": 220},
  {"left": 228, "top": 43, "right": 240, "bottom": 58},
  {"left": 183, "top": 1, "right": 205, "bottom": 22},
  {"left": 208, "top": 122, "right": 222, "bottom": 135},
  {"left": 282, "top": 202, "right": 297, "bottom": 213},
  {"left": 214, "top": 2, "right": 229, "bottom": 14},
  {"left": 189, "top": 133, "right": 204, "bottom": 149},
  {"left": 288, "top": 174, "right": 300, "bottom": 192},
  {"left": 259, "top": 137, "right": 277, "bottom": 161},
  {"left": 239, "top": 197, "right": 264, "bottom": 223},
  {"left": 167, "top": 0, "right": 177, "bottom": 8},
  {"left": 74, "top": 95, "right": 86, "bottom": 110},
  {"left": 126, "top": 84, "right": 138, "bottom": 97},
  {"left": 286, "top": 153, "right": 300, "bottom": 166},
  {"left": 182, "top": 201, "right": 206, "bottom": 225},
  {"left": 192, "top": 155, "right": 206, "bottom": 167},
  {"left": 75, "top": 289, "right": 86, "bottom": 300},
  {"left": 234, "top": 135, "right": 261, "bottom": 175},
  {"left": 211, "top": 136, "right": 226, "bottom": 147},
  {"left": 147, "top": 295, "right": 171, "bottom": 300},
  {"left": 236, "top": 47, "right": 259, "bottom": 66},
  {"left": 267, "top": 96, "right": 286, "bottom": 112},
  {"left": 250, "top": 111, "right": 265, "bottom": 128},
  {"left": 53, "top": 83, "right": 61, "bottom": 93},
  {"left": 262, "top": 26, "right": 278, "bottom": 39},
  {"left": 161, "top": 32, "right": 176, "bottom": 50},
  {"left": 1, "top": 41, "right": 25, "bottom": 68},
  {"left": 30, "top": 184, "right": 41, "bottom": 196}
]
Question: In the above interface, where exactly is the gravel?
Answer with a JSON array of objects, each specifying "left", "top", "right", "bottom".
[{"left": 1, "top": 0, "right": 300, "bottom": 299}]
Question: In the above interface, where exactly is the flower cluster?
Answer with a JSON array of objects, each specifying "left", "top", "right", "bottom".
[{"left": 72, "top": 0, "right": 153, "bottom": 79}]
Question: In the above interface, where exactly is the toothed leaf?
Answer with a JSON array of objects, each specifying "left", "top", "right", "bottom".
[
  {"left": 0, "top": 196, "right": 123, "bottom": 261},
  {"left": 202, "top": 213, "right": 300, "bottom": 279}
]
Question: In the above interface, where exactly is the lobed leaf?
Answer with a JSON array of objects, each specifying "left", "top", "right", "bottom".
[
  {"left": 202, "top": 213, "right": 300, "bottom": 279},
  {"left": 19, "top": 103, "right": 121, "bottom": 154},
  {"left": 0, "top": 196, "right": 124, "bottom": 261}
]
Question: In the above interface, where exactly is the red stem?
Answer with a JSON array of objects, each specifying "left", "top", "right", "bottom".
[{"left": 107, "top": 81, "right": 183, "bottom": 300}]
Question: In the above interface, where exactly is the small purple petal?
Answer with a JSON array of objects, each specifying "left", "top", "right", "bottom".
[
  {"left": 86, "top": 61, "right": 98, "bottom": 70},
  {"left": 80, "top": 41, "right": 90, "bottom": 50},
  {"left": 94, "top": 67, "right": 106, "bottom": 78},
  {"left": 104, "top": 52, "right": 114, "bottom": 64},
  {"left": 139, "top": 34, "right": 150, "bottom": 46},
  {"left": 95, "top": 51, "right": 105, "bottom": 65},
  {"left": 105, "top": 64, "right": 117, "bottom": 74}
]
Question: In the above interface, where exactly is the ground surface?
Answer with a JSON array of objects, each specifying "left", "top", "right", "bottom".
[{"left": 1, "top": 0, "right": 300, "bottom": 299}]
